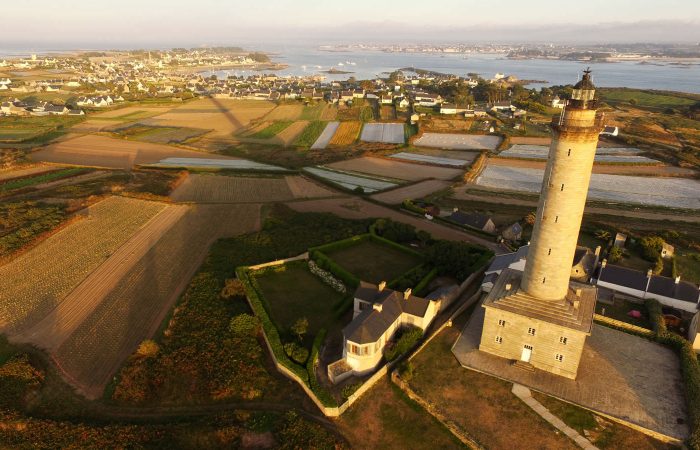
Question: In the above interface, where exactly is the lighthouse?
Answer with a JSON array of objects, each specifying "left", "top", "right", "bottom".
[{"left": 477, "top": 70, "right": 603, "bottom": 380}]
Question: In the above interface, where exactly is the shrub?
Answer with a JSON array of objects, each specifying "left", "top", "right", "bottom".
[
  {"left": 220, "top": 278, "right": 245, "bottom": 299},
  {"left": 306, "top": 329, "right": 337, "bottom": 407},
  {"left": 373, "top": 218, "right": 417, "bottom": 243},
  {"left": 290, "top": 317, "right": 309, "bottom": 343},
  {"left": 229, "top": 313, "right": 259, "bottom": 336},
  {"left": 608, "top": 246, "right": 623, "bottom": 263},
  {"left": 398, "top": 360, "right": 415, "bottom": 381},
  {"left": 284, "top": 342, "right": 309, "bottom": 365},
  {"left": 135, "top": 340, "right": 160, "bottom": 358},
  {"left": 384, "top": 326, "right": 423, "bottom": 362},
  {"left": 640, "top": 236, "right": 665, "bottom": 261},
  {"left": 653, "top": 256, "right": 664, "bottom": 275},
  {"left": 341, "top": 382, "right": 362, "bottom": 400},
  {"left": 0, "top": 354, "right": 44, "bottom": 409},
  {"left": 425, "top": 239, "right": 493, "bottom": 281}
]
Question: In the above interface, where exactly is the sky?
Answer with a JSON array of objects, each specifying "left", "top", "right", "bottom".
[{"left": 2, "top": 0, "right": 700, "bottom": 48}]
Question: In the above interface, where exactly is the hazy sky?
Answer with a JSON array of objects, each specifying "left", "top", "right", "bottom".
[{"left": 3, "top": 0, "right": 700, "bottom": 47}]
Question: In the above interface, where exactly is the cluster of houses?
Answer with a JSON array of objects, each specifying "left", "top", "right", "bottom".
[{"left": 0, "top": 98, "right": 83, "bottom": 117}]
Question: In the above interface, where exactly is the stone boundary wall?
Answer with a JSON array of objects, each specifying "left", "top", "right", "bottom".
[{"left": 247, "top": 252, "right": 308, "bottom": 270}]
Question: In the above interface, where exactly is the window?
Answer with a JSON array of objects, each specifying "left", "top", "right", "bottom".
[
  {"left": 375, "top": 341, "right": 381, "bottom": 352},
  {"left": 348, "top": 344, "right": 359, "bottom": 355},
  {"left": 560, "top": 336, "right": 568, "bottom": 345},
  {"left": 524, "top": 344, "right": 533, "bottom": 350},
  {"left": 567, "top": 149, "right": 571, "bottom": 156},
  {"left": 542, "top": 277, "right": 546, "bottom": 284},
  {"left": 528, "top": 327, "right": 536, "bottom": 336},
  {"left": 495, "top": 336, "right": 503, "bottom": 344},
  {"left": 359, "top": 301, "right": 371, "bottom": 311},
  {"left": 498, "top": 319, "right": 506, "bottom": 327},
  {"left": 362, "top": 346, "right": 370, "bottom": 356},
  {"left": 548, "top": 248, "right": 551, "bottom": 255},
  {"left": 560, "top": 184, "right": 565, "bottom": 191},
  {"left": 555, "top": 353, "right": 564, "bottom": 362},
  {"left": 555, "top": 216, "right": 559, "bottom": 223}
]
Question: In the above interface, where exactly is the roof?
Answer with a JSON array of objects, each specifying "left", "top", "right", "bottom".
[
  {"left": 597, "top": 263, "right": 648, "bottom": 291},
  {"left": 574, "top": 69, "right": 596, "bottom": 90},
  {"left": 449, "top": 211, "right": 492, "bottom": 229},
  {"left": 345, "top": 282, "right": 432, "bottom": 344},
  {"left": 482, "top": 268, "right": 596, "bottom": 333},
  {"left": 648, "top": 276, "right": 699, "bottom": 304}
]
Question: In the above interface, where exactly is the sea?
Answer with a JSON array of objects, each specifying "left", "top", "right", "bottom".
[{"left": 3, "top": 45, "right": 700, "bottom": 93}]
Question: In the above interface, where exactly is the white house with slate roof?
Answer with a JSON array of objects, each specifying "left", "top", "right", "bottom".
[
  {"left": 341, "top": 281, "right": 440, "bottom": 375},
  {"left": 594, "top": 260, "right": 700, "bottom": 313}
]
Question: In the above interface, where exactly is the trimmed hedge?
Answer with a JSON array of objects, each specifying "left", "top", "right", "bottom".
[
  {"left": 646, "top": 298, "right": 700, "bottom": 449},
  {"left": 385, "top": 326, "right": 423, "bottom": 362},
  {"left": 311, "top": 250, "right": 360, "bottom": 289},
  {"left": 413, "top": 267, "right": 439, "bottom": 297},
  {"left": 307, "top": 329, "right": 337, "bottom": 407},
  {"left": 236, "top": 267, "right": 308, "bottom": 383}
]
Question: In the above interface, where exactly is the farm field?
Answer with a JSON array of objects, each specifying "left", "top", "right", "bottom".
[
  {"left": 327, "top": 156, "right": 463, "bottom": 181},
  {"left": 140, "top": 98, "right": 275, "bottom": 139},
  {"left": 171, "top": 174, "right": 336, "bottom": 203},
  {"left": 69, "top": 120, "right": 115, "bottom": 133},
  {"left": 310, "top": 121, "right": 339, "bottom": 149},
  {"left": 325, "top": 239, "right": 422, "bottom": 284},
  {"left": 251, "top": 121, "right": 293, "bottom": 139},
  {"left": 329, "top": 121, "right": 362, "bottom": 146},
  {"left": 271, "top": 120, "right": 310, "bottom": 145},
  {"left": 421, "top": 116, "right": 474, "bottom": 133},
  {"left": 0, "top": 115, "right": 83, "bottom": 143},
  {"left": 52, "top": 203, "right": 262, "bottom": 399},
  {"left": 360, "top": 123, "right": 405, "bottom": 144},
  {"left": 292, "top": 121, "right": 327, "bottom": 147},
  {"left": 115, "top": 124, "right": 207, "bottom": 144},
  {"left": 31, "top": 134, "right": 236, "bottom": 169},
  {"left": 370, "top": 180, "right": 452, "bottom": 204},
  {"left": 379, "top": 105, "right": 397, "bottom": 120},
  {"left": 300, "top": 103, "right": 336, "bottom": 121},
  {"left": 0, "top": 164, "right": 53, "bottom": 181},
  {"left": 149, "top": 157, "right": 287, "bottom": 171},
  {"left": 498, "top": 144, "right": 661, "bottom": 163},
  {"left": 12, "top": 204, "right": 190, "bottom": 350},
  {"left": 389, "top": 152, "right": 469, "bottom": 167},
  {"left": 304, "top": 167, "right": 399, "bottom": 193},
  {"left": 401, "top": 148, "right": 479, "bottom": 162},
  {"left": 476, "top": 165, "right": 700, "bottom": 209},
  {"left": 89, "top": 106, "right": 175, "bottom": 120},
  {"left": 262, "top": 104, "right": 303, "bottom": 121},
  {"left": 0, "top": 167, "right": 89, "bottom": 194},
  {"left": 0, "top": 196, "right": 167, "bottom": 333},
  {"left": 415, "top": 133, "right": 501, "bottom": 150},
  {"left": 487, "top": 157, "right": 697, "bottom": 176}
]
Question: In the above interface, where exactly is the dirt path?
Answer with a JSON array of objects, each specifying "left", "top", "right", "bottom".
[
  {"left": 452, "top": 190, "right": 700, "bottom": 224},
  {"left": 288, "top": 197, "right": 504, "bottom": 253},
  {"left": 11, "top": 204, "right": 190, "bottom": 350}
]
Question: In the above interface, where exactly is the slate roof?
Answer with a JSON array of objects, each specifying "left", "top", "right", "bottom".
[
  {"left": 597, "top": 264, "right": 649, "bottom": 291},
  {"left": 648, "top": 276, "right": 699, "bottom": 304},
  {"left": 344, "top": 281, "right": 431, "bottom": 344},
  {"left": 449, "top": 211, "right": 492, "bottom": 230}
]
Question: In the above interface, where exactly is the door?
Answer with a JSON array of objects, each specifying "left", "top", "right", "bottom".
[{"left": 521, "top": 345, "right": 533, "bottom": 362}]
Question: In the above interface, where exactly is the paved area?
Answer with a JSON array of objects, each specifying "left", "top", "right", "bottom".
[
  {"left": 512, "top": 384, "right": 598, "bottom": 450},
  {"left": 452, "top": 299, "right": 688, "bottom": 441}
]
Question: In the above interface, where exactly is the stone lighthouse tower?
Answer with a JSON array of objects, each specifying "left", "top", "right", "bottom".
[{"left": 477, "top": 70, "right": 602, "bottom": 380}]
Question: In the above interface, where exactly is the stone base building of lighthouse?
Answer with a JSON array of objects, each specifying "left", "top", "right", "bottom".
[{"left": 478, "top": 70, "right": 603, "bottom": 380}]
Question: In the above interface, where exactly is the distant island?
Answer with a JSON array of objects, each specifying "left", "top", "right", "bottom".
[{"left": 322, "top": 67, "right": 354, "bottom": 74}]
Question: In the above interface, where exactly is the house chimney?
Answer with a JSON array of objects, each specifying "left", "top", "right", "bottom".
[
  {"left": 647, "top": 269, "right": 653, "bottom": 278},
  {"left": 505, "top": 283, "right": 512, "bottom": 291},
  {"left": 675, "top": 276, "right": 681, "bottom": 284},
  {"left": 575, "top": 288, "right": 582, "bottom": 297},
  {"left": 601, "top": 259, "right": 607, "bottom": 268},
  {"left": 404, "top": 288, "right": 412, "bottom": 300},
  {"left": 573, "top": 299, "right": 580, "bottom": 310},
  {"left": 378, "top": 281, "right": 387, "bottom": 292},
  {"left": 595, "top": 246, "right": 601, "bottom": 256},
  {"left": 453, "top": 207, "right": 458, "bottom": 213},
  {"left": 373, "top": 303, "right": 383, "bottom": 312}
]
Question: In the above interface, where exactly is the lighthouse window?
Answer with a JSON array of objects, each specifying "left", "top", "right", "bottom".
[
  {"left": 567, "top": 149, "right": 571, "bottom": 156},
  {"left": 528, "top": 327, "right": 536, "bottom": 336},
  {"left": 548, "top": 248, "right": 551, "bottom": 255},
  {"left": 555, "top": 354, "right": 564, "bottom": 362},
  {"left": 542, "top": 277, "right": 546, "bottom": 284},
  {"left": 560, "top": 336, "right": 568, "bottom": 345},
  {"left": 555, "top": 216, "right": 559, "bottom": 223},
  {"left": 560, "top": 184, "right": 565, "bottom": 191},
  {"left": 495, "top": 336, "right": 503, "bottom": 344}
]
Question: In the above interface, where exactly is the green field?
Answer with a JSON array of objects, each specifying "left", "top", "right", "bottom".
[
  {"left": 300, "top": 103, "right": 326, "bottom": 120},
  {"left": 293, "top": 120, "right": 327, "bottom": 147},
  {"left": 116, "top": 124, "right": 207, "bottom": 144},
  {"left": 255, "top": 263, "right": 346, "bottom": 345},
  {"left": 0, "top": 168, "right": 88, "bottom": 193},
  {"left": 251, "top": 121, "right": 293, "bottom": 139},
  {"left": 599, "top": 88, "right": 697, "bottom": 109},
  {"left": 326, "top": 239, "right": 423, "bottom": 284},
  {"left": 0, "top": 115, "right": 83, "bottom": 143}
]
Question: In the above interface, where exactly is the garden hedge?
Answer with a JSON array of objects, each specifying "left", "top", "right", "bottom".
[{"left": 307, "top": 329, "right": 337, "bottom": 407}]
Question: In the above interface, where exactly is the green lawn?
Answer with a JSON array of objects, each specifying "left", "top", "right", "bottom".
[
  {"left": 599, "top": 88, "right": 696, "bottom": 109},
  {"left": 595, "top": 298, "right": 650, "bottom": 329},
  {"left": 255, "top": 263, "right": 345, "bottom": 345},
  {"left": 676, "top": 252, "right": 700, "bottom": 285},
  {"left": 251, "top": 121, "right": 293, "bottom": 139},
  {"left": 293, "top": 120, "right": 327, "bottom": 147},
  {"left": 325, "top": 239, "right": 423, "bottom": 284}
]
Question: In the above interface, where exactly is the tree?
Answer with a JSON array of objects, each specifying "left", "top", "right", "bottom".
[
  {"left": 360, "top": 80, "right": 373, "bottom": 91},
  {"left": 291, "top": 317, "right": 308, "bottom": 343},
  {"left": 416, "top": 230, "right": 431, "bottom": 247},
  {"left": 608, "top": 246, "right": 623, "bottom": 263},
  {"left": 640, "top": 236, "right": 665, "bottom": 261},
  {"left": 136, "top": 340, "right": 159, "bottom": 358},
  {"left": 595, "top": 229, "right": 611, "bottom": 241},
  {"left": 229, "top": 314, "right": 259, "bottom": 336},
  {"left": 221, "top": 278, "right": 245, "bottom": 299}
]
